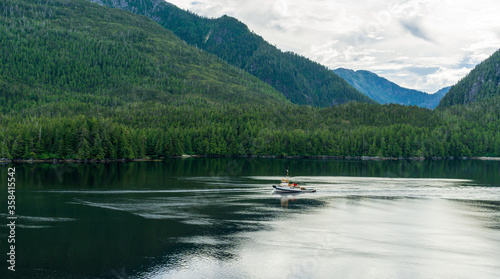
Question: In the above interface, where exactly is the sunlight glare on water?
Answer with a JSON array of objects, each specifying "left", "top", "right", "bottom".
[
  {"left": 131, "top": 176, "right": 500, "bottom": 279},
  {"left": 3, "top": 160, "right": 500, "bottom": 279}
]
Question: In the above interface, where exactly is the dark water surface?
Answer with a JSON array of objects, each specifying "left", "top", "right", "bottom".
[{"left": 1, "top": 158, "right": 500, "bottom": 278}]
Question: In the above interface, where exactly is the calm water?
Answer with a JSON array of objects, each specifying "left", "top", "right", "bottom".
[{"left": 1, "top": 158, "right": 500, "bottom": 279}]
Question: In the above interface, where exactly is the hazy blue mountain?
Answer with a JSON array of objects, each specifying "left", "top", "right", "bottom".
[
  {"left": 333, "top": 68, "right": 450, "bottom": 109},
  {"left": 87, "top": 0, "right": 375, "bottom": 107},
  {"left": 433, "top": 86, "right": 451, "bottom": 100},
  {"left": 438, "top": 49, "right": 500, "bottom": 108}
]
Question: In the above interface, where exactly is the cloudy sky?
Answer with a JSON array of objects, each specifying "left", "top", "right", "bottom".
[{"left": 167, "top": 0, "right": 500, "bottom": 93}]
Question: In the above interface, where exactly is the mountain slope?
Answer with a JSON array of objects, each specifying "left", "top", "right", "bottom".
[
  {"left": 432, "top": 86, "right": 451, "bottom": 102},
  {"left": 2, "top": 0, "right": 499, "bottom": 161},
  {"left": 333, "top": 68, "right": 449, "bottom": 109},
  {"left": 0, "top": 0, "right": 288, "bottom": 115},
  {"left": 88, "top": 0, "right": 374, "bottom": 107},
  {"left": 438, "top": 49, "right": 500, "bottom": 108}
]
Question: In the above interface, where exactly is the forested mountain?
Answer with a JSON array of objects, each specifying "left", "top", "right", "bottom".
[
  {"left": 333, "top": 68, "right": 449, "bottom": 109},
  {"left": 0, "top": 0, "right": 289, "bottom": 115},
  {"left": 87, "top": 0, "right": 374, "bottom": 107},
  {"left": 1, "top": 0, "right": 500, "bottom": 161},
  {"left": 438, "top": 49, "right": 500, "bottom": 108}
]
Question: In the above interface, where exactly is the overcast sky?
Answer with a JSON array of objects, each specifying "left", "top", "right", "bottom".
[{"left": 167, "top": 0, "right": 500, "bottom": 93}]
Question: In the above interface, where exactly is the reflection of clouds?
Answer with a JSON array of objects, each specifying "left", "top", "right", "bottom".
[
  {"left": 60, "top": 172, "right": 500, "bottom": 279},
  {"left": 0, "top": 213, "right": 76, "bottom": 229},
  {"left": 249, "top": 176, "right": 500, "bottom": 201},
  {"left": 451, "top": 200, "right": 500, "bottom": 231},
  {"left": 142, "top": 195, "right": 500, "bottom": 279},
  {"left": 75, "top": 197, "right": 213, "bottom": 220}
]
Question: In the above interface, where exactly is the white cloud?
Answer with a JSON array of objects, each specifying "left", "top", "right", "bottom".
[
  {"left": 416, "top": 67, "right": 472, "bottom": 92},
  {"left": 167, "top": 0, "right": 500, "bottom": 93}
]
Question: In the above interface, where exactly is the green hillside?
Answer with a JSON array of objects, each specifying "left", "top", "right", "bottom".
[
  {"left": 0, "top": 0, "right": 287, "bottom": 115},
  {"left": 334, "top": 68, "right": 449, "bottom": 109},
  {"left": 1, "top": 0, "right": 499, "bottom": 161},
  {"left": 438, "top": 49, "right": 500, "bottom": 108},
  {"left": 88, "top": 0, "right": 374, "bottom": 107}
]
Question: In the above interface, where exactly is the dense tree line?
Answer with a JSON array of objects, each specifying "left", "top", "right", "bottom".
[
  {"left": 2, "top": 101, "right": 500, "bottom": 160},
  {"left": 1, "top": 0, "right": 499, "bottom": 161}
]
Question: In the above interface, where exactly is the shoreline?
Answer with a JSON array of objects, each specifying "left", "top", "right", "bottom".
[{"left": 1, "top": 155, "right": 500, "bottom": 164}]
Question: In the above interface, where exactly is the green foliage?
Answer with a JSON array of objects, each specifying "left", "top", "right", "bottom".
[
  {"left": 1, "top": 0, "right": 499, "bottom": 160},
  {"left": 91, "top": 0, "right": 374, "bottom": 107},
  {"left": 438, "top": 49, "right": 500, "bottom": 108},
  {"left": 0, "top": 0, "right": 288, "bottom": 115},
  {"left": 2, "top": 100, "right": 500, "bottom": 159}
]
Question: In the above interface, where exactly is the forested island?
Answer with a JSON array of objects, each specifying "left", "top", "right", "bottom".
[{"left": 1, "top": 0, "right": 499, "bottom": 162}]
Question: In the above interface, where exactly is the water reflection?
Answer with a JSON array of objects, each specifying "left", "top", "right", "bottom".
[
  {"left": 274, "top": 192, "right": 301, "bottom": 208},
  {"left": 450, "top": 199, "right": 500, "bottom": 231},
  {"left": 144, "top": 197, "right": 500, "bottom": 279},
  {"left": 1, "top": 159, "right": 500, "bottom": 279},
  {"left": 3, "top": 158, "right": 500, "bottom": 191}
]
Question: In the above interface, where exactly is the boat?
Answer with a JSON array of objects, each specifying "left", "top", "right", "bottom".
[{"left": 272, "top": 170, "right": 316, "bottom": 193}]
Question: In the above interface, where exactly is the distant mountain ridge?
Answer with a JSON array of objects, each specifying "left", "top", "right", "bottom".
[
  {"left": 87, "top": 0, "right": 375, "bottom": 107},
  {"left": 333, "top": 68, "right": 449, "bottom": 109},
  {"left": 438, "top": 49, "right": 500, "bottom": 108}
]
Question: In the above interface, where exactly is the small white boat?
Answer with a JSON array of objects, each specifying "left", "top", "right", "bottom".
[
  {"left": 272, "top": 170, "right": 316, "bottom": 193},
  {"left": 272, "top": 184, "right": 316, "bottom": 193}
]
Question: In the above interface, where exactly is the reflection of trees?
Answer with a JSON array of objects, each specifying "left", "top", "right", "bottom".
[
  {"left": 11, "top": 158, "right": 500, "bottom": 191},
  {"left": 9, "top": 158, "right": 500, "bottom": 279}
]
